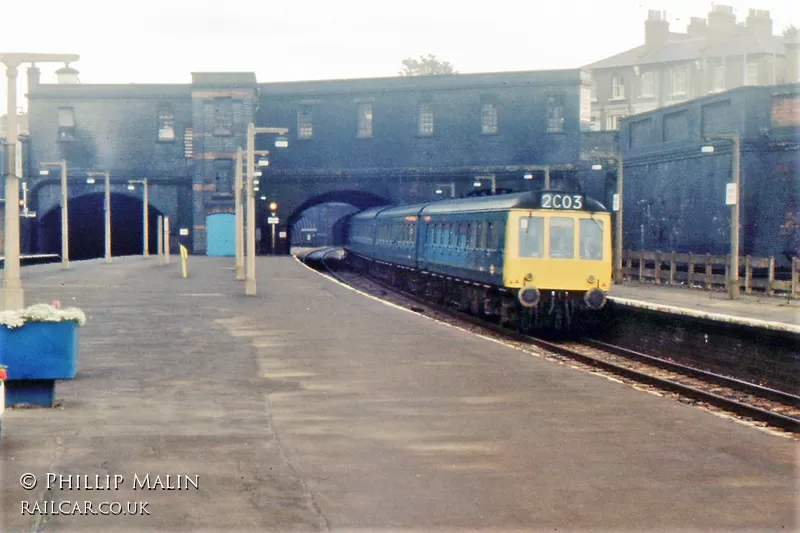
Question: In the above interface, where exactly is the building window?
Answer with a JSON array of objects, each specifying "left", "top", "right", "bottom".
[
  {"left": 213, "top": 159, "right": 234, "bottom": 195},
  {"left": 713, "top": 66, "right": 725, "bottom": 92},
  {"left": 640, "top": 72, "right": 654, "bottom": 97},
  {"left": 673, "top": 67, "right": 687, "bottom": 95},
  {"left": 297, "top": 106, "right": 313, "bottom": 139},
  {"left": 546, "top": 95, "right": 564, "bottom": 133},
  {"left": 184, "top": 128, "right": 194, "bottom": 159},
  {"left": 746, "top": 63, "right": 759, "bottom": 86},
  {"left": 611, "top": 74, "right": 625, "bottom": 99},
  {"left": 213, "top": 98, "right": 234, "bottom": 136},
  {"left": 57, "top": 107, "right": 75, "bottom": 141},
  {"left": 418, "top": 102, "right": 434, "bottom": 136},
  {"left": 481, "top": 102, "right": 498, "bottom": 134},
  {"left": 606, "top": 113, "right": 626, "bottom": 131},
  {"left": 590, "top": 82, "right": 597, "bottom": 101},
  {"left": 357, "top": 103, "right": 373, "bottom": 138},
  {"left": 157, "top": 107, "right": 175, "bottom": 141}
]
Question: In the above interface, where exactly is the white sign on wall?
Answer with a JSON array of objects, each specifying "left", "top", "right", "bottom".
[
  {"left": 725, "top": 183, "right": 738, "bottom": 206},
  {"left": 179, "top": 228, "right": 189, "bottom": 236}
]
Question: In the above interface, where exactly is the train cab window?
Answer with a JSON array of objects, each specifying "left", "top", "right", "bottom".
[
  {"left": 519, "top": 217, "right": 544, "bottom": 258},
  {"left": 549, "top": 217, "right": 575, "bottom": 259},
  {"left": 478, "top": 222, "right": 487, "bottom": 250},
  {"left": 579, "top": 219, "right": 604, "bottom": 260}
]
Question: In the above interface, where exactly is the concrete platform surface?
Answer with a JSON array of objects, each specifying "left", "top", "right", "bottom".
[
  {"left": 609, "top": 282, "right": 799, "bottom": 331},
  {"left": 0, "top": 255, "right": 796, "bottom": 533}
]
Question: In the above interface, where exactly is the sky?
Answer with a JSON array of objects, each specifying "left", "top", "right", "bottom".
[{"left": 0, "top": 0, "right": 797, "bottom": 112}]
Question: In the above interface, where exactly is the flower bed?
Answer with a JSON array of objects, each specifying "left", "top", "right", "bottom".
[{"left": 0, "top": 303, "right": 86, "bottom": 407}]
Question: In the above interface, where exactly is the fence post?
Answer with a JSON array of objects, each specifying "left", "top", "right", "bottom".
[
  {"left": 638, "top": 250, "right": 644, "bottom": 281},
  {"left": 669, "top": 251, "right": 676, "bottom": 285},
  {"left": 655, "top": 251, "right": 662, "bottom": 285},
  {"left": 688, "top": 253, "right": 694, "bottom": 287},
  {"left": 744, "top": 256, "right": 752, "bottom": 294},
  {"left": 705, "top": 254, "right": 712, "bottom": 290},
  {"left": 625, "top": 251, "right": 632, "bottom": 282},
  {"left": 767, "top": 256, "right": 775, "bottom": 296},
  {"left": 793, "top": 257, "right": 799, "bottom": 298}
]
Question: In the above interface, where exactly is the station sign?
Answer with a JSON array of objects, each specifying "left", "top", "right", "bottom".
[
  {"left": 725, "top": 183, "right": 738, "bottom": 206},
  {"left": 278, "top": 231, "right": 287, "bottom": 239},
  {"left": 612, "top": 194, "right": 620, "bottom": 212},
  {"left": 267, "top": 217, "right": 279, "bottom": 224},
  {"left": 179, "top": 228, "right": 189, "bottom": 236}
]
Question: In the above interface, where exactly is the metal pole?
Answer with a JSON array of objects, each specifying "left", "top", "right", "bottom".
[
  {"left": 729, "top": 135, "right": 741, "bottom": 298},
  {"left": 163, "top": 216, "right": 171, "bottom": 264},
  {"left": 142, "top": 179, "right": 149, "bottom": 257},
  {"left": 614, "top": 154, "right": 624, "bottom": 284},
  {"left": 491, "top": 176, "right": 496, "bottom": 194},
  {"left": 544, "top": 167, "right": 551, "bottom": 189},
  {"left": 60, "top": 161, "right": 69, "bottom": 269},
  {"left": 157, "top": 215, "right": 164, "bottom": 265},
  {"left": 1, "top": 64, "right": 24, "bottom": 310},
  {"left": 235, "top": 147, "right": 244, "bottom": 280},
  {"left": 104, "top": 170, "right": 111, "bottom": 263},
  {"left": 246, "top": 123, "right": 257, "bottom": 296},
  {"left": 271, "top": 223, "right": 276, "bottom": 255}
]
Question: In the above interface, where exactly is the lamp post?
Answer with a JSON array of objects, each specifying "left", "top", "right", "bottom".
[
  {"left": 0, "top": 53, "right": 79, "bottom": 310},
  {"left": 701, "top": 132, "right": 741, "bottom": 299},
  {"left": 87, "top": 171, "right": 112, "bottom": 263},
  {"left": 127, "top": 179, "right": 149, "bottom": 257},
  {"left": 268, "top": 201, "right": 278, "bottom": 255},
  {"left": 473, "top": 174, "right": 497, "bottom": 194},
  {"left": 39, "top": 161, "right": 69, "bottom": 269},
  {"left": 434, "top": 182, "right": 456, "bottom": 198},
  {"left": 245, "top": 123, "right": 289, "bottom": 296},
  {"left": 591, "top": 154, "right": 624, "bottom": 284},
  {"left": 235, "top": 147, "right": 269, "bottom": 281}
]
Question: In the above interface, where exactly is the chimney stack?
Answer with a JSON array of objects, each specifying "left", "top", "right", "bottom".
[
  {"left": 708, "top": 4, "right": 737, "bottom": 40},
  {"left": 687, "top": 17, "right": 707, "bottom": 39},
  {"left": 645, "top": 10, "right": 670, "bottom": 49},
  {"left": 27, "top": 64, "right": 41, "bottom": 91},
  {"left": 745, "top": 9, "right": 773, "bottom": 37}
]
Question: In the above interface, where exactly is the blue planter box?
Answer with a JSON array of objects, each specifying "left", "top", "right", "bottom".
[{"left": 0, "top": 321, "right": 79, "bottom": 407}]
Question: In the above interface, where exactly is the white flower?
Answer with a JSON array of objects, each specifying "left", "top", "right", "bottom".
[{"left": 0, "top": 303, "right": 87, "bottom": 329}]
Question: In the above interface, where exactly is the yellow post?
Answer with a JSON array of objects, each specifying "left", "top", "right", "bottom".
[{"left": 180, "top": 245, "right": 188, "bottom": 278}]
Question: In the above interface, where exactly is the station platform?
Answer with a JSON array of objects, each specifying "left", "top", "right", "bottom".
[
  {"left": 0, "top": 256, "right": 796, "bottom": 532},
  {"left": 609, "top": 282, "right": 799, "bottom": 333}
]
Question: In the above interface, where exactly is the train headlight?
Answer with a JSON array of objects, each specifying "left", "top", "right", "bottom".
[
  {"left": 517, "top": 287, "right": 540, "bottom": 308},
  {"left": 587, "top": 275, "right": 596, "bottom": 284},
  {"left": 583, "top": 287, "right": 607, "bottom": 310},
  {"left": 525, "top": 273, "right": 534, "bottom": 282}
]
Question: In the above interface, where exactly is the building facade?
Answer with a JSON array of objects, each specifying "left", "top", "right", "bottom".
[
  {"left": 584, "top": 4, "right": 799, "bottom": 131},
  {"left": 22, "top": 68, "right": 594, "bottom": 254},
  {"left": 618, "top": 82, "right": 799, "bottom": 264}
]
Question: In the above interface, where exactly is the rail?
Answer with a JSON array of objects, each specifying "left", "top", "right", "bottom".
[{"left": 622, "top": 250, "right": 799, "bottom": 298}]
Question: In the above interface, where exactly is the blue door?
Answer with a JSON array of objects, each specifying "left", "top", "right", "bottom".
[{"left": 206, "top": 213, "right": 235, "bottom": 256}]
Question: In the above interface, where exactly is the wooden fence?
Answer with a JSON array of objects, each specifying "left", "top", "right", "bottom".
[{"left": 621, "top": 251, "right": 800, "bottom": 298}]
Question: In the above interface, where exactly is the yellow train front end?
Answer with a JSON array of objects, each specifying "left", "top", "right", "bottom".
[{"left": 502, "top": 192, "right": 612, "bottom": 319}]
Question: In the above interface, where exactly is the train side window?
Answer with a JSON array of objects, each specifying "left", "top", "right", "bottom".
[
  {"left": 486, "top": 222, "right": 494, "bottom": 250},
  {"left": 478, "top": 222, "right": 486, "bottom": 250},
  {"left": 495, "top": 221, "right": 506, "bottom": 251},
  {"left": 549, "top": 217, "right": 575, "bottom": 259},
  {"left": 458, "top": 223, "right": 468, "bottom": 249},
  {"left": 579, "top": 219, "right": 604, "bottom": 260},
  {"left": 519, "top": 217, "right": 544, "bottom": 258}
]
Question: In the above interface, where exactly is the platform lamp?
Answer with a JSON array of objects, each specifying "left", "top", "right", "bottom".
[
  {"left": 473, "top": 174, "right": 497, "bottom": 194},
  {"left": 434, "top": 183, "right": 456, "bottom": 198},
  {"left": 127, "top": 178, "right": 149, "bottom": 257},
  {"left": 701, "top": 132, "right": 741, "bottom": 299},
  {"left": 86, "top": 171, "right": 112, "bottom": 263},
  {"left": 523, "top": 166, "right": 552, "bottom": 189},
  {"left": 235, "top": 148, "right": 269, "bottom": 281},
  {"left": 245, "top": 123, "right": 289, "bottom": 296},
  {"left": 591, "top": 154, "right": 624, "bottom": 284},
  {"left": 38, "top": 161, "right": 69, "bottom": 270},
  {"left": 0, "top": 53, "right": 79, "bottom": 311}
]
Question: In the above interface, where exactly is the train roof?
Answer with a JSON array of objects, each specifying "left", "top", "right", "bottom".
[{"left": 349, "top": 191, "right": 608, "bottom": 221}]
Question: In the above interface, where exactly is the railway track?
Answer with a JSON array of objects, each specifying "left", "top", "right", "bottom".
[{"left": 299, "top": 247, "right": 800, "bottom": 435}]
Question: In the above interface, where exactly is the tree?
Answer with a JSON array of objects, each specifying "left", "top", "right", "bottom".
[
  {"left": 783, "top": 25, "right": 798, "bottom": 40},
  {"left": 399, "top": 54, "right": 457, "bottom": 76}
]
